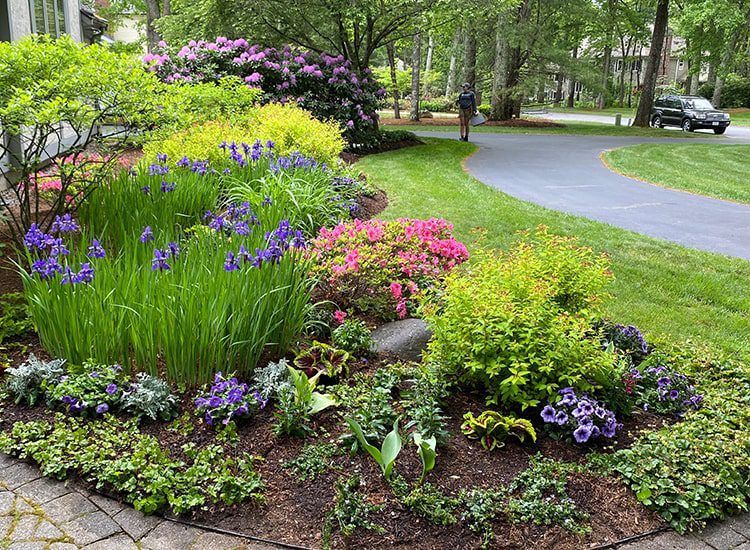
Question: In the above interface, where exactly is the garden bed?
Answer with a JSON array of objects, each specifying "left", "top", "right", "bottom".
[{"left": 0, "top": 361, "right": 666, "bottom": 550}]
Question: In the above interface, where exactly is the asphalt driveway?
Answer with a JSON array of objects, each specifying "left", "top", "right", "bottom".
[{"left": 416, "top": 131, "right": 750, "bottom": 260}]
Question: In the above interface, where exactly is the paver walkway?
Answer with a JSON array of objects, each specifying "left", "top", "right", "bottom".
[
  {"left": 2, "top": 452, "right": 748, "bottom": 550},
  {"left": 0, "top": 453, "right": 273, "bottom": 550},
  {"left": 416, "top": 131, "right": 750, "bottom": 260}
]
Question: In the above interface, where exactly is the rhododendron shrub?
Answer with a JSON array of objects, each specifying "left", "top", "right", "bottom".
[
  {"left": 143, "top": 39, "right": 386, "bottom": 147},
  {"left": 309, "top": 218, "right": 468, "bottom": 320}
]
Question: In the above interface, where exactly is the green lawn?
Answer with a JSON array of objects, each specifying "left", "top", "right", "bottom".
[
  {"left": 728, "top": 109, "right": 750, "bottom": 126},
  {"left": 358, "top": 138, "right": 750, "bottom": 356},
  {"left": 603, "top": 143, "right": 750, "bottom": 204},
  {"left": 383, "top": 120, "right": 707, "bottom": 138},
  {"left": 549, "top": 106, "right": 637, "bottom": 117}
]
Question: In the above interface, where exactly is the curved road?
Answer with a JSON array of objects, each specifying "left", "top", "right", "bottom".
[{"left": 416, "top": 131, "right": 750, "bottom": 260}]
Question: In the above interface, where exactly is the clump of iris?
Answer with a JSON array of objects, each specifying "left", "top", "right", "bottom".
[
  {"left": 194, "top": 371, "right": 267, "bottom": 426},
  {"left": 541, "top": 388, "right": 621, "bottom": 444},
  {"left": 23, "top": 217, "right": 106, "bottom": 284}
]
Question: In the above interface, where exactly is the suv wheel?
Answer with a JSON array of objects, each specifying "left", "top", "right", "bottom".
[
  {"left": 651, "top": 115, "right": 663, "bottom": 128},
  {"left": 682, "top": 118, "right": 694, "bottom": 132},
  {"left": 713, "top": 127, "right": 726, "bottom": 135}
]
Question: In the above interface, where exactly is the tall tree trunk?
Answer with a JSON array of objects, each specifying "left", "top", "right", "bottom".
[
  {"left": 566, "top": 45, "right": 578, "bottom": 108},
  {"left": 554, "top": 73, "right": 564, "bottom": 106},
  {"left": 409, "top": 32, "right": 422, "bottom": 121},
  {"left": 689, "top": 55, "right": 700, "bottom": 94},
  {"left": 445, "top": 29, "right": 461, "bottom": 97},
  {"left": 424, "top": 34, "right": 434, "bottom": 95},
  {"left": 386, "top": 41, "right": 401, "bottom": 119},
  {"left": 490, "top": 13, "right": 509, "bottom": 120},
  {"left": 144, "top": 0, "right": 162, "bottom": 52},
  {"left": 597, "top": 45, "right": 612, "bottom": 109},
  {"left": 633, "top": 0, "right": 669, "bottom": 127},
  {"left": 713, "top": 31, "right": 740, "bottom": 107},
  {"left": 707, "top": 62, "right": 716, "bottom": 87},
  {"left": 462, "top": 28, "right": 477, "bottom": 86}
]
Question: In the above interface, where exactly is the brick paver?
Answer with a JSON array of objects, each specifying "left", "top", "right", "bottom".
[
  {"left": 619, "top": 514, "right": 750, "bottom": 550},
  {"left": 0, "top": 453, "right": 272, "bottom": 549}
]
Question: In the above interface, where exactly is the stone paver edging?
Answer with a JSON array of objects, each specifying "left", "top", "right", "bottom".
[{"left": 0, "top": 453, "right": 275, "bottom": 550}]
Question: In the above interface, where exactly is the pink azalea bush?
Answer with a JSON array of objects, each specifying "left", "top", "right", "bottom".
[
  {"left": 22, "top": 152, "right": 130, "bottom": 206},
  {"left": 310, "top": 218, "right": 469, "bottom": 320}
]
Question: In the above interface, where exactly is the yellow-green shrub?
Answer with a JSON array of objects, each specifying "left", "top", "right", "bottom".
[
  {"left": 422, "top": 227, "right": 615, "bottom": 410},
  {"left": 144, "top": 104, "right": 345, "bottom": 166}
]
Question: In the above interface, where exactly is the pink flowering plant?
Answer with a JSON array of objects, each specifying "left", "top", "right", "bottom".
[
  {"left": 143, "top": 39, "right": 386, "bottom": 147},
  {"left": 309, "top": 218, "right": 469, "bottom": 320}
]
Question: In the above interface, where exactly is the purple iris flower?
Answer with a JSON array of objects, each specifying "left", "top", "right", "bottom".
[
  {"left": 140, "top": 226, "right": 154, "bottom": 243},
  {"left": 151, "top": 249, "right": 171, "bottom": 271},
  {"left": 87, "top": 239, "right": 106, "bottom": 259},
  {"left": 224, "top": 251, "right": 240, "bottom": 272},
  {"left": 51, "top": 214, "right": 79, "bottom": 234}
]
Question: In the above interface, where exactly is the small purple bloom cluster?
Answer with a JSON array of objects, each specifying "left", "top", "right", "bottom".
[
  {"left": 624, "top": 361, "right": 703, "bottom": 416},
  {"left": 54, "top": 364, "right": 124, "bottom": 416},
  {"left": 599, "top": 320, "right": 649, "bottom": 363},
  {"left": 541, "top": 388, "right": 622, "bottom": 444},
  {"left": 24, "top": 220, "right": 104, "bottom": 284},
  {"left": 194, "top": 371, "right": 267, "bottom": 426}
]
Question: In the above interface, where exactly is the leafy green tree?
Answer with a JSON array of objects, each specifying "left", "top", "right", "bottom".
[{"left": 0, "top": 36, "right": 166, "bottom": 249}]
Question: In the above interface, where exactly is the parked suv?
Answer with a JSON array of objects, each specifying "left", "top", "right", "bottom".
[{"left": 651, "top": 95, "right": 731, "bottom": 134}]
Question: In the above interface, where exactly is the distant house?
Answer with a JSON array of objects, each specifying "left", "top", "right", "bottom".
[{"left": 1, "top": 0, "right": 107, "bottom": 43}]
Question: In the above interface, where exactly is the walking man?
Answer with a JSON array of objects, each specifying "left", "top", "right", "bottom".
[{"left": 456, "top": 83, "right": 478, "bottom": 141}]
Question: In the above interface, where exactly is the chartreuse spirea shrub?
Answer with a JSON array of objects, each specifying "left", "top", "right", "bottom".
[
  {"left": 423, "top": 227, "right": 614, "bottom": 410},
  {"left": 0, "top": 414, "right": 263, "bottom": 515},
  {"left": 143, "top": 103, "right": 346, "bottom": 167},
  {"left": 610, "top": 347, "right": 750, "bottom": 532},
  {"left": 20, "top": 195, "right": 311, "bottom": 386},
  {"left": 310, "top": 218, "right": 469, "bottom": 320},
  {"left": 144, "top": 39, "right": 385, "bottom": 146}
]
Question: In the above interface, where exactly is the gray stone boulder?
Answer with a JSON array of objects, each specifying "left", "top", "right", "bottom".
[{"left": 371, "top": 318, "right": 432, "bottom": 362}]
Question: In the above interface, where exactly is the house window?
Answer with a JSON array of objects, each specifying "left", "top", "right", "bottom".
[
  {"left": 29, "top": 0, "right": 68, "bottom": 37},
  {"left": 678, "top": 60, "right": 685, "bottom": 70},
  {"left": 614, "top": 59, "right": 623, "bottom": 71}
]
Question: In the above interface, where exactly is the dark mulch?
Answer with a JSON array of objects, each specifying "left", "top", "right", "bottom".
[
  {"left": 381, "top": 117, "right": 565, "bottom": 128},
  {"left": 0, "top": 358, "right": 665, "bottom": 550},
  {"left": 353, "top": 190, "right": 388, "bottom": 221}
]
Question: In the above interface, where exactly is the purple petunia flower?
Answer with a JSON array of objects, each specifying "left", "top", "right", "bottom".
[
  {"left": 96, "top": 403, "right": 109, "bottom": 414},
  {"left": 541, "top": 405, "right": 556, "bottom": 423},
  {"left": 669, "top": 389, "right": 679, "bottom": 400},
  {"left": 554, "top": 410, "right": 568, "bottom": 426},
  {"left": 106, "top": 383, "right": 118, "bottom": 395},
  {"left": 573, "top": 424, "right": 592, "bottom": 443}
]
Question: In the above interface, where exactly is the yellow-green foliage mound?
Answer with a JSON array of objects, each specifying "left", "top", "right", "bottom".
[{"left": 144, "top": 103, "right": 345, "bottom": 166}]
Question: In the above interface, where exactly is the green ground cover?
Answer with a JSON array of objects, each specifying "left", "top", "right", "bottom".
[
  {"left": 358, "top": 138, "right": 750, "bottom": 356},
  {"left": 603, "top": 143, "right": 750, "bottom": 204}
]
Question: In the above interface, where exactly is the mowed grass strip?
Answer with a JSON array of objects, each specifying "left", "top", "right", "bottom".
[
  {"left": 604, "top": 143, "right": 750, "bottom": 204},
  {"left": 382, "top": 120, "right": 707, "bottom": 138},
  {"left": 358, "top": 138, "right": 750, "bottom": 356}
]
